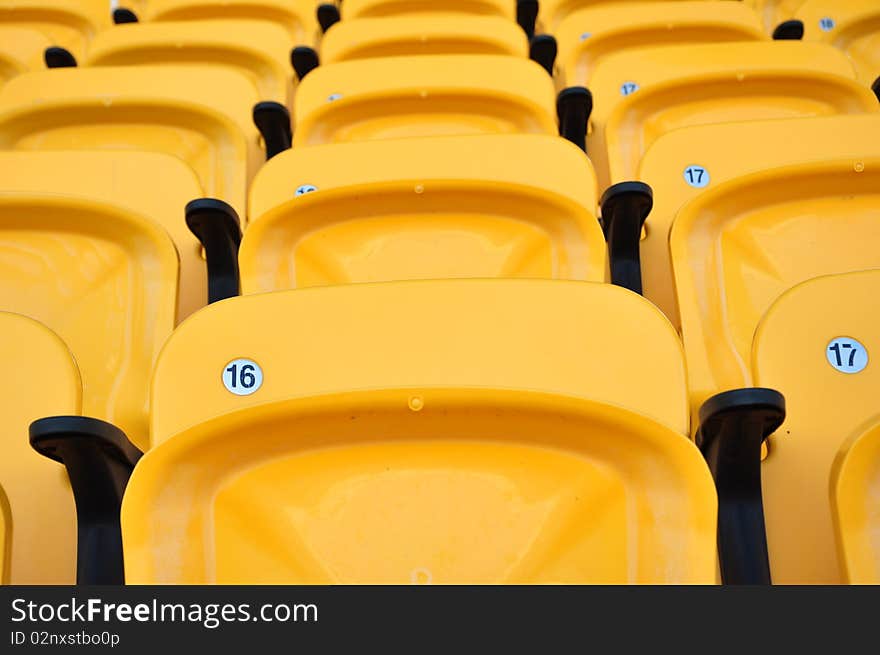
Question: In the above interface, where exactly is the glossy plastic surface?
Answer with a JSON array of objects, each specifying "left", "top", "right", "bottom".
[
  {"left": 588, "top": 42, "right": 875, "bottom": 189},
  {"left": 0, "top": 312, "right": 80, "bottom": 583},
  {"left": 556, "top": 1, "right": 765, "bottom": 87},
  {"left": 0, "top": 196, "right": 178, "bottom": 451},
  {"left": 320, "top": 14, "right": 528, "bottom": 63},
  {"left": 243, "top": 135, "right": 603, "bottom": 290},
  {"left": 638, "top": 114, "right": 880, "bottom": 329},
  {"left": 0, "top": 66, "right": 259, "bottom": 219},
  {"left": 752, "top": 270, "right": 880, "bottom": 583},
  {"left": 86, "top": 20, "right": 294, "bottom": 104},
  {"left": 294, "top": 55, "right": 557, "bottom": 145},
  {"left": 125, "top": 279, "right": 714, "bottom": 583}
]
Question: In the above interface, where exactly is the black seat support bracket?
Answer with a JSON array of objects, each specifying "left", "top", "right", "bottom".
[
  {"left": 30, "top": 416, "right": 141, "bottom": 585},
  {"left": 253, "top": 101, "right": 293, "bottom": 160},
  {"left": 600, "top": 181, "right": 652, "bottom": 294},
  {"left": 185, "top": 198, "right": 242, "bottom": 304},
  {"left": 695, "top": 387, "right": 786, "bottom": 585}
]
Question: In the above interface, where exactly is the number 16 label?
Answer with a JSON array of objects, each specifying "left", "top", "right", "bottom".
[
  {"left": 826, "top": 338, "right": 868, "bottom": 374},
  {"left": 223, "top": 358, "right": 264, "bottom": 395}
]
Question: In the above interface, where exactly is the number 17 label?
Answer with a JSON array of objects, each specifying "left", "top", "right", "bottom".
[{"left": 826, "top": 338, "right": 868, "bottom": 374}]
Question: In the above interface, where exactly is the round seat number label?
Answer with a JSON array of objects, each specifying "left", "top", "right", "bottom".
[
  {"left": 826, "top": 338, "right": 868, "bottom": 374},
  {"left": 223, "top": 358, "right": 264, "bottom": 395}
]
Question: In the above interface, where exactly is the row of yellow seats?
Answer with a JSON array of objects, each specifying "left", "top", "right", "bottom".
[
  {"left": 4, "top": 262, "right": 880, "bottom": 585},
  {"left": 0, "top": 118, "right": 878, "bottom": 584},
  {"left": 0, "top": 0, "right": 876, "bottom": 584}
]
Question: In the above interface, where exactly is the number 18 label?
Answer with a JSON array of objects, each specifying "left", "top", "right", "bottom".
[{"left": 826, "top": 338, "right": 868, "bottom": 374}]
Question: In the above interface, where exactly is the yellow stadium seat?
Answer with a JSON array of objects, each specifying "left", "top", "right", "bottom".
[
  {"left": 671, "top": 157, "right": 880, "bottom": 416},
  {"left": 798, "top": 0, "right": 880, "bottom": 84},
  {"left": 0, "top": 482, "right": 8, "bottom": 584},
  {"left": 241, "top": 135, "right": 604, "bottom": 291},
  {"left": 0, "top": 0, "right": 109, "bottom": 59},
  {"left": 343, "top": 0, "right": 516, "bottom": 20},
  {"left": 319, "top": 14, "right": 529, "bottom": 63},
  {"left": 0, "top": 27, "right": 50, "bottom": 85},
  {"left": 84, "top": 20, "right": 294, "bottom": 105},
  {"left": 0, "top": 150, "right": 207, "bottom": 321},
  {"left": 555, "top": 2, "right": 766, "bottom": 88},
  {"left": 588, "top": 42, "right": 877, "bottom": 190},
  {"left": 638, "top": 113, "right": 880, "bottom": 330},
  {"left": 145, "top": 0, "right": 320, "bottom": 44},
  {"left": 833, "top": 416, "right": 880, "bottom": 584},
  {"left": 122, "top": 279, "right": 717, "bottom": 583},
  {"left": 537, "top": 0, "right": 718, "bottom": 33},
  {"left": 293, "top": 55, "right": 557, "bottom": 145},
  {"left": 0, "top": 189, "right": 178, "bottom": 451},
  {"left": 0, "top": 66, "right": 261, "bottom": 219},
  {"left": 748, "top": 270, "right": 880, "bottom": 583},
  {"left": 0, "top": 313, "right": 79, "bottom": 584}
]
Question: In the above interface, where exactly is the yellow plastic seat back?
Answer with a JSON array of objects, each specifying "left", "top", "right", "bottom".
[
  {"left": 539, "top": 0, "right": 718, "bottom": 33},
  {"left": 146, "top": 0, "right": 319, "bottom": 44},
  {"left": 751, "top": 270, "right": 880, "bottom": 583},
  {"left": 0, "top": 66, "right": 259, "bottom": 218},
  {"left": 0, "top": 312, "right": 80, "bottom": 583},
  {"left": 320, "top": 15, "right": 529, "bottom": 63},
  {"left": 798, "top": 0, "right": 880, "bottom": 84},
  {"left": 0, "top": 482, "right": 8, "bottom": 584},
  {"left": 832, "top": 417, "right": 880, "bottom": 583},
  {"left": 0, "top": 193, "right": 178, "bottom": 451},
  {"left": 343, "top": 0, "right": 515, "bottom": 20},
  {"left": 556, "top": 2, "right": 765, "bottom": 87},
  {"left": 588, "top": 42, "right": 877, "bottom": 189},
  {"left": 124, "top": 279, "right": 715, "bottom": 583},
  {"left": 670, "top": 159, "right": 880, "bottom": 416},
  {"left": 85, "top": 20, "right": 294, "bottom": 105},
  {"left": 293, "top": 55, "right": 557, "bottom": 145},
  {"left": 638, "top": 114, "right": 880, "bottom": 330},
  {"left": 0, "top": 0, "right": 109, "bottom": 59},
  {"left": 0, "top": 27, "right": 50, "bottom": 86},
  {"left": 0, "top": 150, "right": 206, "bottom": 321},
  {"left": 242, "top": 134, "right": 605, "bottom": 291}
]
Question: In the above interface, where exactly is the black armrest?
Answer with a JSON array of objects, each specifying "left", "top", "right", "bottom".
[
  {"left": 317, "top": 4, "right": 340, "bottom": 33},
  {"left": 253, "top": 101, "right": 293, "bottom": 160},
  {"left": 556, "top": 86, "right": 592, "bottom": 153},
  {"left": 291, "top": 46, "right": 320, "bottom": 81},
  {"left": 30, "top": 416, "right": 141, "bottom": 585},
  {"left": 44, "top": 46, "right": 77, "bottom": 68},
  {"left": 695, "top": 388, "right": 786, "bottom": 585},
  {"left": 113, "top": 8, "right": 139, "bottom": 24},
  {"left": 600, "top": 181, "right": 652, "bottom": 294},
  {"left": 530, "top": 35, "right": 557, "bottom": 76},
  {"left": 185, "top": 198, "right": 242, "bottom": 304},
  {"left": 772, "top": 20, "right": 804, "bottom": 40},
  {"left": 517, "top": 0, "right": 538, "bottom": 39}
]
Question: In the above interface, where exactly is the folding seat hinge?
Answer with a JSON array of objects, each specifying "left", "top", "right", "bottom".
[
  {"left": 695, "top": 388, "right": 786, "bottom": 585},
  {"left": 185, "top": 198, "right": 242, "bottom": 304},
  {"left": 600, "top": 181, "right": 652, "bottom": 294},
  {"left": 30, "top": 416, "right": 142, "bottom": 585}
]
